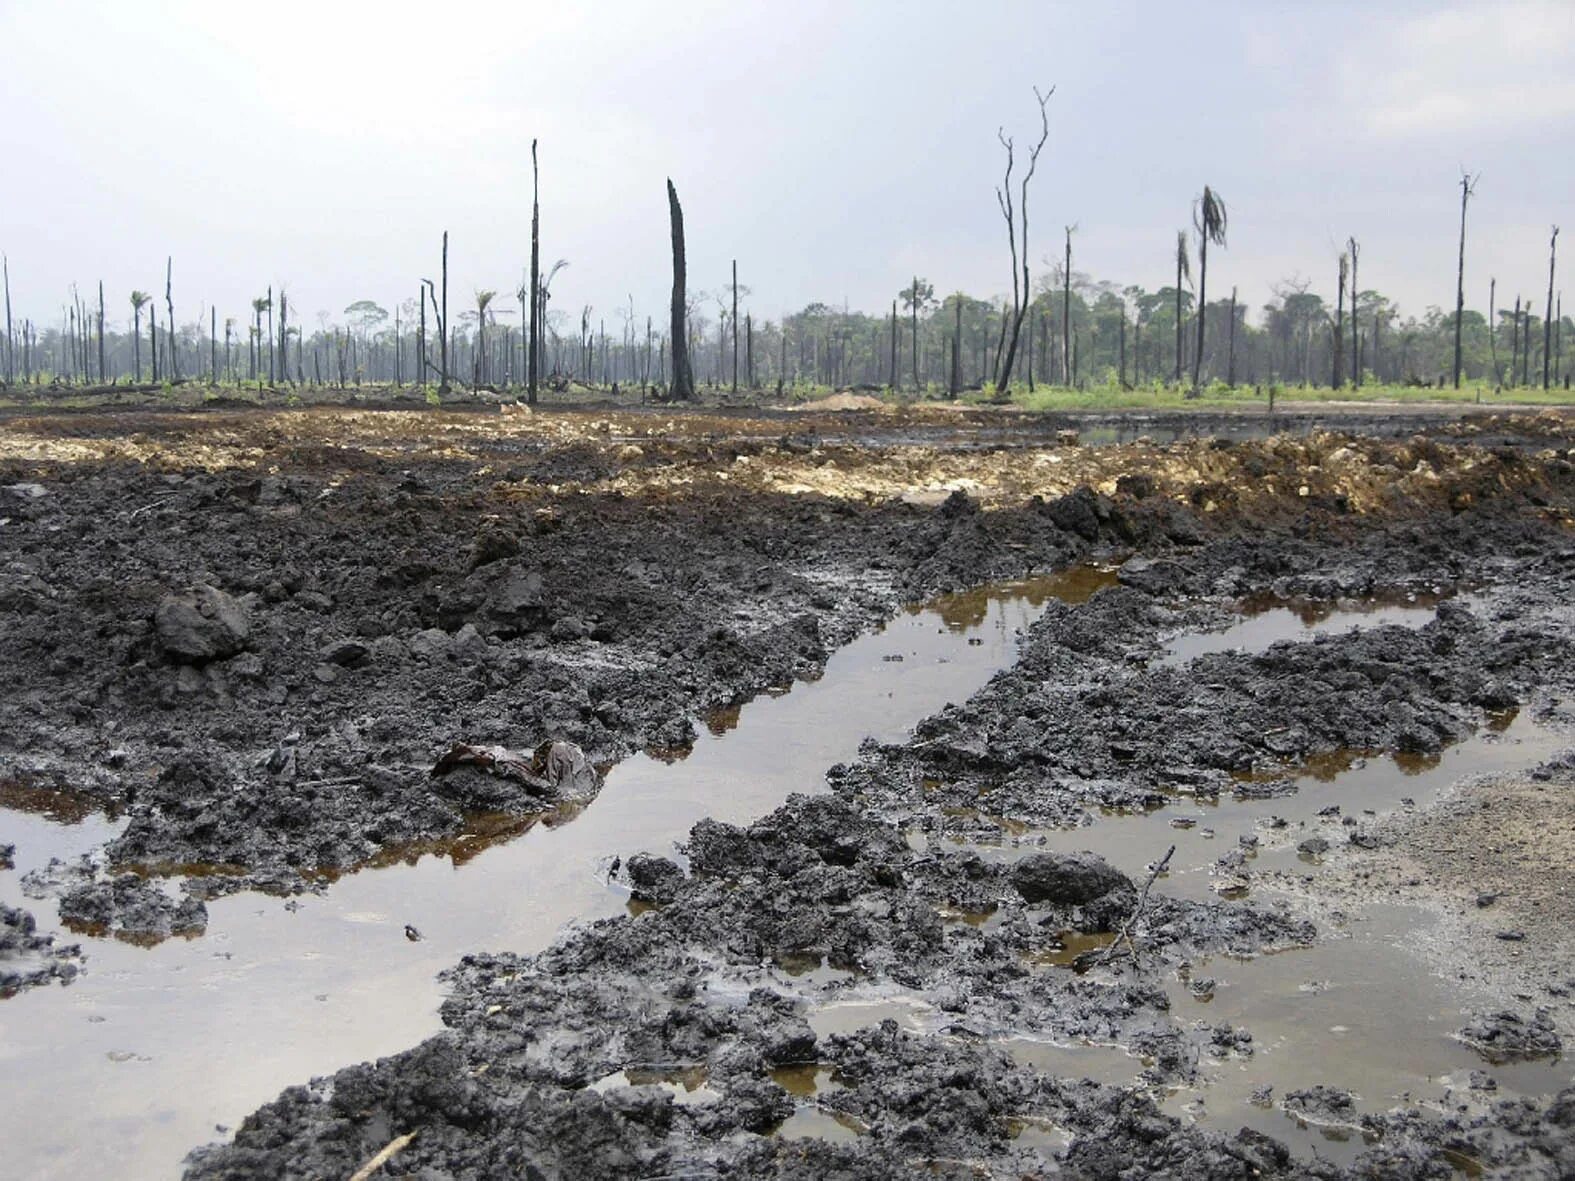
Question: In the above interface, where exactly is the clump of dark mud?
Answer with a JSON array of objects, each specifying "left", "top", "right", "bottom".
[
  {"left": 182, "top": 794, "right": 1309, "bottom": 1178},
  {"left": 836, "top": 524, "right": 1575, "bottom": 840},
  {"left": 58, "top": 874, "right": 208, "bottom": 943},
  {"left": 0, "top": 903, "right": 81, "bottom": 996},
  {"left": 1458, "top": 1009, "right": 1564, "bottom": 1063}
]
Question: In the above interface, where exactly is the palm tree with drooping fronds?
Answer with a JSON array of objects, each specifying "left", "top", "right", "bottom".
[
  {"left": 250, "top": 296, "right": 271, "bottom": 386},
  {"left": 475, "top": 290, "right": 496, "bottom": 385},
  {"left": 129, "top": 291, "right": 151, "bottom": 381},
  {"left": 1191, "top": 186, "right": 1227, "bottom": 391}
]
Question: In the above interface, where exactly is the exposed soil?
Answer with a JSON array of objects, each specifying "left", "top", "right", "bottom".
[{"left": 1, "top": 399, "right": 1573, "bottom": 1177}]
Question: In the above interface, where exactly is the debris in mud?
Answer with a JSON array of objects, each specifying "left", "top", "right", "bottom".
[
  {"left": 1457, "top": 1009, "right": 1564, "bottom": 1063},
  {"left": 1, "top": 903, "right": 81, "bottom": 996},
  {"left": 432, "top": 740, "right": 600, "bottom": 807},
  {"left": 0, "top": 842, "right": 12, "bottom": 870}
]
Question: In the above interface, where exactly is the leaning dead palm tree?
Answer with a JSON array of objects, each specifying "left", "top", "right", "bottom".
[{"left": 1191, "top": 186, "right": 1227, "bottom": 391}]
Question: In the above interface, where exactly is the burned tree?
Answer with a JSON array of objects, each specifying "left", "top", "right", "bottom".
[
  {"left": 422, "top": 231, "right": 451, "bottom": 394},
  {"left": 529, "top": 140, "right": 541, "bottom": 405},
  {"left": 1545, "top": 226, "right": 1559, "bottom": 390},
  {"left": 165, "top": 257, "right": 178, "bottom": 381},
  {"left": 1348, "top": 237, "right": 1360, "bottom": 387},
  {"left": 1453, "top": 171, "right": 1477, "bottom": 389},
  {"left": 1062, "top": 226, "right": 1074, "bottom": 385},
  {"left": 1173, "top": 231, "right": 1190, "bottom": 383},
  {"left": 1190, "top": 186, "right": 1227, "bottom": 390},
  {"left": 1333, "top": 252, "right": 1347, "bottom": 389},
  {"left": 991, "top": 84, "right": 1053, "bottom": 391},
  {"left": 666, "top": 179, "right": 696, "bottom": 401}
]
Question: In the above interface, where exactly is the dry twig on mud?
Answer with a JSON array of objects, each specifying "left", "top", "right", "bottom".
[
  {"left": 1099, "top": 844, "right": 1176, "bottom": 965},
  {"left": 348, "top": 1131, "right": 416, "bottom": 1181}
]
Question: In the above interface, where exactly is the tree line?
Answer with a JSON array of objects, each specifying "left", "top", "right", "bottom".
[{"left": 0, "top": 124, "right": 1565, "bottom": 398}]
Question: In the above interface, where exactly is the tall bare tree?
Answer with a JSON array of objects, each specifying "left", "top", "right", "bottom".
[
  {"left": 1453, "top": 171, "right": 1478, "bottom": 389},
  {"left": 165, "top": 257, "right": 179, "bottom": 381},
  {"left": 1062, "top": 226, "right": 1074, "bottom": 384},
  {"left": 96, "top": 281, "right": 106, "bottom": 383},
  {"left": 1545, "top": 225, "right": 1560, "bottom": 390},
  {"left": 528, "top": 140, "right": 541, "bottom": 404},
  {"left": 2, "top": 255, "right": 12, "bottom": 385},
  {"left": 422, "top": 231, "right": 451, "bottom": 393},
  {"left": 1347, "top": 237, "right": 1360, "bottom": 387},
  {"left": 1333, "top": 252, "right": 1348, "bottom": 389},
  {"left": 1173, "top": 231, "right": 1190, "bottom": 383},
  {"left": 1191, "top": 186, "right": 1227, "bottom": 390},
  {"left": 666, "top": 179, "right": 695, "bottom": 400},
  {"left": 1489, "top": 278, "right": 1498, "bottom": 383},
  {"left": 991, "top": 85, "right": 1053, "bottom": 391}
]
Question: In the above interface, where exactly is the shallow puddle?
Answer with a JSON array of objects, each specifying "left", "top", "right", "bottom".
[
  {"left": 0, "top": 571, "right": 1084, "bottom": 1179},
  {"left": 1159, "top": 906, "right": 1574, "bottom": 1167},
  {"left": 1160, "top": 595, "right": 1439, "bottom": 667}
]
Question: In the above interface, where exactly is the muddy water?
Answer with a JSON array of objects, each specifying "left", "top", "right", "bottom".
[
  {"left": 0, "top": 571, "right": 1093, "bottom": 1180},
  {"left": 1160, "top": 595, "right": 1440, "bottom": 666},
  {"left": 926, "top": 706, "right": 1573, "bottom": 1163}
]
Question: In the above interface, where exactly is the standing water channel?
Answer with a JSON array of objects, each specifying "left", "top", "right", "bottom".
[{"left": 0, "top": 567, "right": 1110, "bottom": 1179}]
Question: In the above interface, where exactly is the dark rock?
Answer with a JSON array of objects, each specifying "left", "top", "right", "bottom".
[
  {"left": 1010, "top": 851, "right": 1131, "bottom": 905},
  {"left": 155, "top": 585, "right": 250, "bottom": 665}
]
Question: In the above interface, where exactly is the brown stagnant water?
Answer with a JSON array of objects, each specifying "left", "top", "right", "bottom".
[{"left": 0, "top": 565, "right": 1113, "bottom": 1180}]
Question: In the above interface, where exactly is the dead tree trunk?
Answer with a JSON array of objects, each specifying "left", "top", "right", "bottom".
[
  {"left": 730, "top": 259, "right": 739, "bottom": 392},
  {"left": 1348, "top": 237, "right": 1360, "bottom": 387},
  {"left": 1453, "top": 172, "right": 1476, "bottom": 389},
  {"left": 1511, "top": 295, "right": 1522, "bottom": 387},
  {"left": 278, "top": 291, "right": 288, "bottom": 387},
  {"left": 950, "top": 298, "right": 961, "bottom": 398},
  {"left": 1333, "top": 253, "right": 1347, "bottom": 389},
  {"left": 1062, "top": 227, "right": 1073, "bottom": 385},
  {"left": 1489, "top": 278, "right": 1498, "bottom": 383},
  {"left": 1545, "top": 226, "right": 1559, "bottom": 390},
  {"left": 889, "top": 300, "right": 898, "bottom": 389},
  {"left": 2, "top": 256, "right": 12, "bottom": 384},
  {"left": 1227, "top": 287, "right": 1238, "bottom": 387},
  {"left": 95, "top": 281, "right": 104, "bottom": 384},
  {"left": 165, "top": 258, "right": 179, "bottom": 381},
  {"left": 528, "top": 142, "right": 541, "bottom": 403},
  {"left": 666, "top": 179, "right": 696, "bottom": 401},
  {"left": 911, "top": 277, "right": 920, "bottom": 392}
]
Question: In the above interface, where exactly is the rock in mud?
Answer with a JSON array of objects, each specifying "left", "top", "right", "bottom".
[
  {"left": 1, "top": 903, "right": 81, "bottom": 996},
  {"left": 58, "top": 875, "right": 209, "bottom": 942},
  {"left": 155, "top": 585, "right": 250, "bottom": 664},
  {"left": 0, "top": 842, "right": 12, "bottom": 870},
  {"left": 1010, "top": 850, "right": 1131, "bottom": 905}
]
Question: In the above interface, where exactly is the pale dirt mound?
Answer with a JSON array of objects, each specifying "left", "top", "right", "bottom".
[{"left": 783, "top": 391, "right": 890, "bottom": 412}]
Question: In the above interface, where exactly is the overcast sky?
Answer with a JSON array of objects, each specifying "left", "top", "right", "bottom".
[{"left": 2, "top": 0, "right": 1571, "bottom": 333}]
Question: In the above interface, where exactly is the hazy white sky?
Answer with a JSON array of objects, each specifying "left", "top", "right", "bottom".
[{"left": 1, "top": 0, "right": 1571, "bottom": 332}]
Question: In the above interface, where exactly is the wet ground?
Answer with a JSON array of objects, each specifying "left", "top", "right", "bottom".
[{"left": 1, "top": 398, "right": 1573, "bottom": 1178}]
